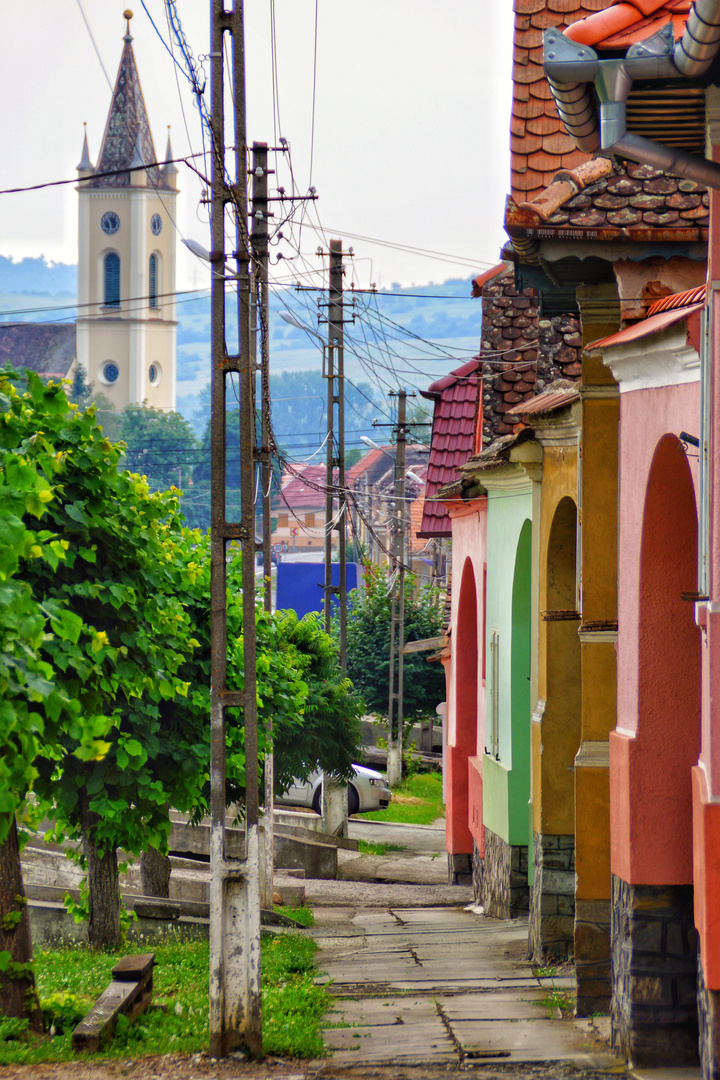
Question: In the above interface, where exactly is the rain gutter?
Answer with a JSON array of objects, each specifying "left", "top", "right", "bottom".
[{"left": 544, "top": 2, "right": 720, "bottom": 188}]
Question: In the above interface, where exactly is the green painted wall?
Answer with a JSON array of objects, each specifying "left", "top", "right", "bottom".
[{"left": 483, "top": 482, "right": 533, "bottom": 848}]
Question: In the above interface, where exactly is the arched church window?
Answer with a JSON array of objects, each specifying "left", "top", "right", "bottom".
[
  {"left": 149, "top": 254, "right": 158, "bottom": 309},
  {"left": 104, "top": 252, "right": 120, "bottom": 308}
]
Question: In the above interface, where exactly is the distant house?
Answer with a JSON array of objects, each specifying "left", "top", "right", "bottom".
[
  {"left": 0, "top": 323, "right": 76, "bottom": 382},
  {"left": 272, "top": 464, "right": 330, "bottom": 554}
]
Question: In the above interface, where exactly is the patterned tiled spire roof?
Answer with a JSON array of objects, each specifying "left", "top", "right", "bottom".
[{"left": 89, "top": 15, "right": 169, "bottom": 190}]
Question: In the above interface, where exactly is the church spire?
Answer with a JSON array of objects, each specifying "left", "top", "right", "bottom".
[
  {"left": 77, "top": 123, "right": 93, "bottom": 174},
  {"left": 162, "top": 127, "right": 179, "bottom": 189},
  {"left": 88, "top": 10, "right": 168, "bottom": 190}
]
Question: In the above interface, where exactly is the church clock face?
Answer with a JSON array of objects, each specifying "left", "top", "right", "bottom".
[
  {"left": 151, "top": 213, "right": 162, "bottom": 236},
  {"left": 101, "top": 211, "right": 120, "bottom": 235}
]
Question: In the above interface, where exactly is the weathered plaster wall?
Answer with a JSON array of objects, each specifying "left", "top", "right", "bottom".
[
  {"left": 610, "top": 380, "right": 700, "bottom": 886},
  {"left": 484, "top": 482, "right": 533, "bottom": 848},
  {"left": 445, "top": 503, "right": 486, "bottom": 859},
  {"left": 535, "top": 447, "right": 580, "bottom": 839}
]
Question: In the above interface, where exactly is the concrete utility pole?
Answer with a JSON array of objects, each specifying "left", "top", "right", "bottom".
[
  {"left": 322, "top": 239, "right": 348, "bottom": 834},
  {"left": 387, "top": 390, "right": 407, "bottom": 787},
  {"left": 251, "top": 141, "right": 274, "bottom": 909},
  {"left": 208, "top": 0, "right": 261, "bottom": 1057}
]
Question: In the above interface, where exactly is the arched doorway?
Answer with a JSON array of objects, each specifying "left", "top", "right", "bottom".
[
  {"left": 530, "top": 496, "right": 581, "bottom": 960},
  {"left": 446, "top": 557, "right": 478, "bottom": 882},
  {"left": 612, "top": 433, "right": 701, "bottom": 1066}
]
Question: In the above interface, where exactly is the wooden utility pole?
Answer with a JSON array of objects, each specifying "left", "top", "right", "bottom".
[
  {"left": 251, "top": 141, "right": 274, "bottom": 909},
  {"left": 208, "top": 0, "right": 261, "bottom": 1057},
  {"left": 387, "top": 390, "right": 407, "bottom": 787}
]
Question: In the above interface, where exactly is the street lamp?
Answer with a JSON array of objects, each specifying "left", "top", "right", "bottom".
[{"left": 182, "top": 238, "right": 242, "bottom": 280}]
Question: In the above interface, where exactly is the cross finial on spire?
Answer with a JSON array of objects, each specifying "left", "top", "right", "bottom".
[{"left": 123, "top": 9, "right": 133, "bottom": 41}]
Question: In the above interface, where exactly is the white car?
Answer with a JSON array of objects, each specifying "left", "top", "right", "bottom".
[{"left": 277, "top": 764, "right": 392, "bottom": 816}]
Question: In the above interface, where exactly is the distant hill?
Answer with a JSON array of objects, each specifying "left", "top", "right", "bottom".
[
  {"left": 0, "top": 258, "right": 481, "bottom": 434},
  {"left": 0, "top": 255, "right": 76, "bottom": 296}
]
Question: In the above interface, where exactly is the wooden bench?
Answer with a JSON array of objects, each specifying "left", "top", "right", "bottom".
[{"left": 71, "top": 953, "right": 155, "bottom": 1052}]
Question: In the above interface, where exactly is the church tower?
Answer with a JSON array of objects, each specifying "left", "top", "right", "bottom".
[{"left": 76, "top": 10, "right": 178, "bottom": 412}]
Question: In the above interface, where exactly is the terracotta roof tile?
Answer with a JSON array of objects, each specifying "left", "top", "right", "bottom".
[
  {"left": 511, "top": 0, "right": 616, "bottom": 201},
  {"left": 564, "top": 0, "right": 690, "bottom": 48},
  {"left": 419, "top": 359, "right": 481, "bottom": 537}
]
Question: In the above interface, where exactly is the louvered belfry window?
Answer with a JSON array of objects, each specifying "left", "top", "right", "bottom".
[
  {"left": 104, "top": 253, "right": 120, "bottom": 308},
  {"left": 149, "top": 254, "right": 158, "bottom": 309}
]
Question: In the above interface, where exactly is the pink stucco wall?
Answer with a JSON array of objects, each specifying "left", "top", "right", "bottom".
[
  {"left": 444, "top": 501, "right": 487, "bottom": 857},
  {"left": 611, "top": 380, "right": 701, "bottom": 885}
]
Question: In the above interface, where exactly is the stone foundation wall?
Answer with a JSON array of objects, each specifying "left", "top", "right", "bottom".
[
  {"left": 447, "top": 852, "right": 472, "bottom": 887},
  {"left": 611, "top": 875, "right": 698, "bottom": 1067},
  {"left": 480, "top": 827, "right": 529, "bottom": 919},
  {"left": 699, "top": 955, "right": 720, "bottom": 1079},
  {"left": 472, "top": 837, "right": 483, "bottom": 905},
  {"left": 528, "top": 832, "right": 575, "bottom": 962},
  {"left": 575, "top": 898, "right": 611, "bottom": 1016}
]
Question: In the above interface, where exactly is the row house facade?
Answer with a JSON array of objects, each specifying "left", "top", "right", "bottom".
[{"left": 426, "top": 0, "right": 720, "bottom": 1073}]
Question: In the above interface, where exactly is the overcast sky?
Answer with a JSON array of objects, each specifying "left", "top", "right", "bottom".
[{"left": 1, "top": 1, "right": 514, "bottom": 293}]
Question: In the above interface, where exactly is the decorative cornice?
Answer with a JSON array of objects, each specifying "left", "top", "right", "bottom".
[
  {"left": 533, "top": 410, "right": 581, "bottom": 447},
  {"left": 578, "top": 627, "right": 618, "bottom": 644},
  {"left": 602, "top": 323, "right": 700, "bottom": 393},
  {"left": 574, "top": 740, "right": 610, "bottom": 769},
  {"left": 481, "top": 462, "right": 535, "bottom": 494},
  {"left": 579, "top": 384, "right": 619, "bottom": 399}
]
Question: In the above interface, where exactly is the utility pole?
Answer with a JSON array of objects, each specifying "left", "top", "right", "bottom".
[
  {"left": 251, "top": 141, "right": 275, "bottom": 910},
  {"left": 208, "top": 0, "right": 261, "bottom": 1058},
  {"left": 322, "top": 239, "right": 348, "bottom": 834},
  {"left": 387, "top": 390, "right": 407, "bottom": 787}
]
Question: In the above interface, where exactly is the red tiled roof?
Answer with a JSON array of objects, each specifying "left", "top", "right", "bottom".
[
  {"left": 505, "top": 379, "right": 580, "bottom": 418},
  {"left": 278, "top": 465, "right": 329, "bottom": 512},
  {"left": 471, "top": 262, "right": 508, "bottom": 298},
  {"left": 646, "top": 283, "right": 706, "bottom": 316},
  {"left": 418, "top": 359, "right": 480, "bottom": 538},
  {"left": 511, "top": 0, "right": 616, "bottom": 203},
  {"left": 587, "top": 299, "right": 704, "bottom": 348},
  {"left": 564, "top": 0, "right": 690, "bottom": 48},
  {"left": 346, "top": 447, "right": 389, "bottom": 485}
]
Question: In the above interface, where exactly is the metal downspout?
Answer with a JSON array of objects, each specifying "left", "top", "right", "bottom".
[{"left": 544, "top": 1, "right": 720, "bottom": 188}]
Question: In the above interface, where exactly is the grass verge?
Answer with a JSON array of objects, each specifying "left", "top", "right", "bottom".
[
  {"left": 361, "top": 772, "right": 444, "bottom": 826},
  {"left": 357, "top": 840, "right": 406, "bottom": 856},
  {"left": 0, "top": 931, "right": 329, "bottom": 1064}
]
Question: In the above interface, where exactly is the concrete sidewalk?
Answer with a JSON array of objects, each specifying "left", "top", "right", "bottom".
[{"left": 312, "top": 904, "right": 620, "bottom": 1070}]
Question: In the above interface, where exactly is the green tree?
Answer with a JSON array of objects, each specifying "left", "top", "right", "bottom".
[
  {"left": 67, "top": 364, "right": 93, "bottom": 407},
  {"left": 0, "top": 368, "right": 92, "bottom": 1022},
  {"left": 341, "top": 562, "right": 445, "bottom": 720},
  {"left": 3, "top": 376, "right": 205, "bottom": 950},
  {"left": 118, "top": 404, "right": 199, "bottom": 494}
]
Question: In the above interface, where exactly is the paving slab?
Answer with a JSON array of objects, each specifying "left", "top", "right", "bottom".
[
  {"left": 450, "top": 1016, "right": 615, "bottom": 1063},
  {"left": 437, "top": 990, "right": 553, "bottom": 1021},
  {"left": 630, "top": 1071, "right": 702, "bottom": 1080},
  {"left": 312, "top": 898, "right": 621, "bottom": 1070}
]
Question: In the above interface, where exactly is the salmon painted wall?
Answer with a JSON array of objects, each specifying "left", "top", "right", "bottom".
[
  {"left": 445, "top": 501, "right": 487, "bottom": 856},
  {"left": 610, "top": 379, "right": 701, "bottom": 885}
]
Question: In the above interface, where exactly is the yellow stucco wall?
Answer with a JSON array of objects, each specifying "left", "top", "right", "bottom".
[
  {"left": 575, "top": 283, "right": 621, "bottom": 907},
  {"left": 533, "top": 437, "right": 581, "bottom": 837}
]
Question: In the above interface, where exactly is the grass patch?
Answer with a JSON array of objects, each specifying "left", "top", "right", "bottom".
[
  {"left": 362, "top": 772, "right": 444, "bottom": 826},
  {"left": 273, "top": 903, "right": 315, "bottom": 927},
  {"left": 357, "top": 840, "right": 406, "bottom": 856},
  {"left": 0, "top": 931, "right": 329, "bottom": 1064}
]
